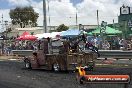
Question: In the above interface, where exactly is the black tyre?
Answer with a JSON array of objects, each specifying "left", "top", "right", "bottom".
[
  {"left": 79, "top": 76, "right": 86, "bottom": 84},
  {"left": 52, "top": 63, "right": 60, "bottom": 72},
  {"left": 24, "top": 60, "right": 32, "bottom": 69},
  {"left": 80, "top": 78, "right": 84, "bottom": 84}
]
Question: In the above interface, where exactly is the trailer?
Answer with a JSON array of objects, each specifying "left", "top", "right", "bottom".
[{"left": 13, "top": 38, "right": 96, "bottom": 71}]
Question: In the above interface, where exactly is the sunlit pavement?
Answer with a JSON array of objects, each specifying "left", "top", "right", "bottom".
[{"left": 0, "top": 55, "right": 21, "bottom": 61}]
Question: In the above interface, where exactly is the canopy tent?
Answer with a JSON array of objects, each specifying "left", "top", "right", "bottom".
[
  {"left": 34, "top": 33, "right": 51, "bottom": 39},
  {"left": 87, "top": 32, "right": 93, "bottom": 36},
  {"left": 21, "top": 31, "right": 30, "bottom": 36},
  {"left": 91, "top": 26, "right": 122, "bottom": 34},
  {"left": 16, "top": 31, "right": 37, "bottom": 41},
  {"left": 60, "top": 29, "right": 81, "bottom": 37},
  {"left": 34, "top": 32, "right": 62, "bottom": 40},
  {"left": 107, "top": 35, "right": 118, "bottom": 36},
  {"left": 50, "top": 32, "right": 61, "bottom": 39}
]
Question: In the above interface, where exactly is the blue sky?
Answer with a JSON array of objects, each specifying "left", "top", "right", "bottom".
[
  {"left": 0, "top": 0, "right": 9, "bottom": 9},
  {"left": 70, "top": 0, "right": 83, "bottom": 6}
]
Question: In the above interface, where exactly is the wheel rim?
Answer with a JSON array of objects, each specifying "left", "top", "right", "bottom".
[
  {"left": 25, "top": 62, "right": 30, "bottom": 68},
  {"left": 53, "top": 64, "right": 59, "bottom": 71}
]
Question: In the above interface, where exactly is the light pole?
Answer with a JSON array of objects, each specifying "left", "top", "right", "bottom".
[
  {"left": 43, "top": 0, "right": 47, "bottom": 33},
  {"left": 75, "top": 7, "right": 78, "bottom": 27},
  {"left": 97, "top": 10, "right": 99, "bottom": 29},
  {"left": 47, "top": 0, "right": 51, "bottom": 32}
]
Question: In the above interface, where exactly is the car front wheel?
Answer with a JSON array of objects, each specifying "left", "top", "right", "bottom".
[
  {"left": 24, "top": 60, "right": 31, "bottom": 69},
  {"left": 52, "top": 63, "right": 60, "bottom": 72}
]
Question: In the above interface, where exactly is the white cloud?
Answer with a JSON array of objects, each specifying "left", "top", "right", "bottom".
[
  {"left": 76, "top": 0, "right": 122, "bottom": 25},
  {"left": 32, "top": 0, "right": 132, "bottom": 26},
  {"left": 27, "top": 0, "right": 77, "bottom": 26},
  {"left": 1, "top": 0, "right": 132, "bottom": 28},
  {"left": 45, "top": 0, "right": 76, "bottom": 25}
]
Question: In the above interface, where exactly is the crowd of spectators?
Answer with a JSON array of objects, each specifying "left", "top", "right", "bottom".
[
  {"left": 86, "top": 36, "right": 132, "bottom": 50},
  {"left": 0, "top": 41, "right": 38, "bottom": 55},
  {"left": 0, "top": 35, "right": 132, "bottom": 56}
]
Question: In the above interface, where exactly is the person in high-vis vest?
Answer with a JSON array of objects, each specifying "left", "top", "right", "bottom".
[
  {"left": 76, "top": 66, "right": 86, "bottom": 84},
  {"left": 78, "top": 66, "right": 86, "bottom": 76}
]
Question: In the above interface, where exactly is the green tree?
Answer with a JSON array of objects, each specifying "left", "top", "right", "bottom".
[
  {"left": 9, "top": 6, "right": 39, "bottom": 28},
  {"left": 56, "top": 24, "right": 69, "bottom": 32}
]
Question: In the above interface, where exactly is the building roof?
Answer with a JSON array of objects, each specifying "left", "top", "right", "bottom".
[
  {"left": 83, "top": 25, "right": 98, "bottom": 29},
  {"left": 15, "top": 27, "right": 43, "bottom": 31}
]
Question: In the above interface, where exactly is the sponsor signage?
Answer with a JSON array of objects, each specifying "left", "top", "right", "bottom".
[
  {"left": 0, "top": 36, "right": 4, "bottom": 40},
  {"left": 84, "top": 75, "right": 130, "bottom": 83},
  {"left": 121, "top": 7, "right": 129, "bottom": 14},
  {"left": 128, "top": 20, "right": 132, "bottom": 27},
  {"left": 100, "top": 27, "right": 106, "bottom": 34},
  {"left": 101, "top": 21, "right": 107, "bottom": 27}
]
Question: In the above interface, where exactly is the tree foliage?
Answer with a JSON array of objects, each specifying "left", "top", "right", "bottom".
[
  {"left": 9, "top": 6, "right": 39, "bottom": 28},
  {"left": 56, "top": 24, "right": 69, "bottom": 32}
]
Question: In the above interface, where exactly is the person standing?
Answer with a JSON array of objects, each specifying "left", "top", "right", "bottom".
[
  {"left": 85, "top": 41, "right": 100, "bottom": 57},
  {"left": 81, "top": 33, "right": 87, "bottom": 43},
  {"left": 102, "top": 40, "right": 110, "bottom": 50},
  {"left": 119, "top": 39, "right": 128, "bottom": 50}
]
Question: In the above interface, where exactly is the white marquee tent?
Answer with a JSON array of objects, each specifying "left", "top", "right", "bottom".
[{"left": 34, "top": 32, "right": 62, "bottom": 39}]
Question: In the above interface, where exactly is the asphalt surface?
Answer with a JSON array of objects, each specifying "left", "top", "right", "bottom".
[{"left": 0, "top": 59, "right": 132, "bottom": 88}]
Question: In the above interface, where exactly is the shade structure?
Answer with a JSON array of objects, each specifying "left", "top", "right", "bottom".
[
  {"left": 34, "top": 33, "right": 51, "bottom": 39},
  {"left": 60, "top": 29, "right": 81, "bottom": 37},
  {"left": 50, "top": 32, "right": 61, "bottom": 39},
  {"left": 87, "top": 32, "right": 93, "bottom": 36},
  {"left": 21, "top": 31, "right": 30, "bottom": 36},
  {"left": 16, "top": 31, "right": 37, "bottom": 41},
  {"left": 92, "top": 26, "right": 122, "bottom": 34},
  {"left": 34, "top": 32, "right": 62, "bottom": 40},
  {"left": 107, "top": 35, "right": 118, "bottom": 36}
]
